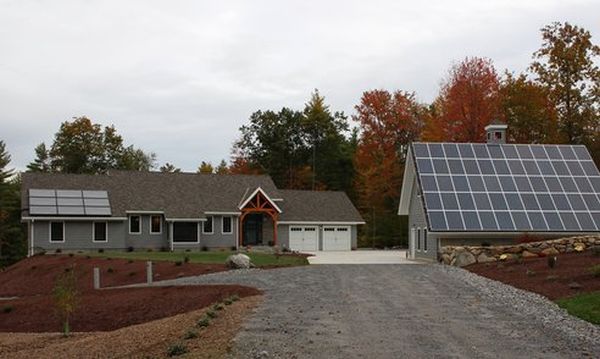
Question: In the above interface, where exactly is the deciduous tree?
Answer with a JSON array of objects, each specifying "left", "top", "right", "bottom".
[{"left": 160, "top": 163, "right": 181, "bottom": 173}]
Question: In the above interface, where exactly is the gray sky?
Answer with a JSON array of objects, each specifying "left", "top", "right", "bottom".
[{"left": 1, "top": 0, "right": 599, "bottom": 172}]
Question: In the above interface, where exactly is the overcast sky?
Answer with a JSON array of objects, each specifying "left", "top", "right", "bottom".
[{"left": 1, "top": 0, "right": 599, "bottom": 172}]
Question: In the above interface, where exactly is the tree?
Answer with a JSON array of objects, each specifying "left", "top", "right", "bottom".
[
  {"left": 215, "top": 160, "right": 229, "bottom": 174},
  {"left": 28, "top": 116, "right": 155, "bottom": 174},
  {"left": 353, "top": 90, "right": 423, "bottom": 247},
  {"left": 160, "top": 163, "right": 181, "bottom": 173},
  {"left": 26, "top": 143, "right": 51, "bottom": 172},
  {"left": 0, "top": 141, "right": 26, "bottom": 267},
  {"left": 433, "top": 57, "right": 501, "bottom": 142},
  {"left": 499, "top": 72, "right": 559, "bottom": 144},
  {"left": 197, "top": 161, "right": 214, "bottom": 174},
  {"left": 530, "top": 22, "right": 600, "bottom": 147},
  {"left": 52, "top": 266, "right": 79, "bottom": 336}
]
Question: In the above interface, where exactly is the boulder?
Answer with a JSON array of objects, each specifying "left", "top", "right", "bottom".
[
  {"left": 226, "top": 253, "right": 253, "bottom": 269},
  {"left": 454, "top": 251, "right": 476, "bottom": 267},
  {"left": 476, "top": 252, "right": 496, "bottom": 263},
  {"left": 521, "top": 250, "right": 538, "bottom": 259},
  {"left": 541, "top": 247, "right": 559, "bottom": 256},
  {"left": 441, "top": 253, "right": 451, "bottom": 265}
]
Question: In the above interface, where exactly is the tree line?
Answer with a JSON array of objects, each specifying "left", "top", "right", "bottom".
[{"left": 1, "top": 21, "right": 598, "bottom": 266}]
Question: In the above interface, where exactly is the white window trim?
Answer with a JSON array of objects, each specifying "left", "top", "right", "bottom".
[
  {"left": 203, "top": 216, "right": 214, "bottom": 235},
  {"left": 129, "top": 215, "right": 141, "bottom": 235},
  {"left": 92, "top": 221, "right": 108, "bottom": 243},
  {"left": 221, "top": 216, "right": 233, "bottom": 234},
  {"left": 150, "top": 215, "right": 162, "bottom": 235},
  {"left": 49, "top": 221, "right": 65, "bottom": 243}
]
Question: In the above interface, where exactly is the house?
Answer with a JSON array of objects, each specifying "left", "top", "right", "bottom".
[
  {"left": 398, "top": 122, "right": 600, "bottom": 260},
  {"left": 21, "top": 171, "right": 364, "bottom": 255}
]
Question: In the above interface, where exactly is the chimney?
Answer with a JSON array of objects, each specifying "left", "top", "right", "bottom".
[{"left": 485, "top": 119, "right": 507, "bottom": 144}]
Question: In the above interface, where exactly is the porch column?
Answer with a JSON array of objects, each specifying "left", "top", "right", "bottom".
[{"left": 272, "top": 214, "right": 278, "bottom": 246}]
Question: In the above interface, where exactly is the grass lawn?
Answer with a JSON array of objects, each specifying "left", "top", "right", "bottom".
[
  {"left": 556, "top": 292, "right": 600, "bottom": 325},
  {"left": 88, "top": 250, "right": 308, "bottom": 267}
]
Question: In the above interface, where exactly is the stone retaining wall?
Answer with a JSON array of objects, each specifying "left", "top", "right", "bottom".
[{"left": 441, "top": 235, "right": 600, "bottom": 267}]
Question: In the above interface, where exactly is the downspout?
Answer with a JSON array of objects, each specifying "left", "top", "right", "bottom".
[
  {"left": 235, "top": 216, "right": 239, "bottom": 251},
  {"left": 169, "top": 221, "right": 174, "bottom": 252},
  {"left": 30, "top": 219, "right": 35, "bottom": 257}
]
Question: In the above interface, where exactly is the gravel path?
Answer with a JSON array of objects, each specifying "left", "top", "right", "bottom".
[{"left": 156, "top": 264, "right": 600, "bottom": 358}]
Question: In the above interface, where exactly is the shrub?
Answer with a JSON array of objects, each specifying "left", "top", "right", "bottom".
[
  {"left": 55, "top": 249, "right": 62, "bottom": 254},
  {"left": 230, "top": 246, "right": 237, "bottom": 251},
  {"left": 205, "top": 309, "right": 217, "bottom": 318},
  {"left": 85, "top": 255, "right": 91, "bottom": 259},
  {"left": 547, "top": 256, "right": 557, "bottom": 269},
  {"left": 107, "top": 267, "right": 114, "bottom": 273},
  {"left": 282, "top": 247, "right": 290, "bottom": 253},
  {"left": 128, "top": 259, "right": 134, "bottom": 264},
  {"left": 230, "top": 294, "right": 239, "bottom": 302},
  {"left": 197, "top": 316, "right": 210, "bottom": 327},
  {"left": 183, "top": 329, "right": 198, "bottom": 340},
  {"left": 267, "top": 240, "right": 275, "bottom": 247},
  {"left": 212, "top": 303, "right": 224, "bottom": 311},
  {"left": 98, "top": 249, "right": 104, "bottom": 253},
  {"left": 126, "top": 246, "right": 134, "bottom": 252},
  {"left": 174, "top": 261, "right": 183, "bottom": 266},
  {"left": 68, "top": 253, "right": 74, "bottom": 257},
  {"left": 166, "top": 343, "right": 189, "bottom": 357},
  {"left": 526, "top": 269, "right": 536, "bottom": 277},
  {"left": 185, "top": 249, "right": 191, "bottom": 252},
  {"left": 128, "top": 271, "right": 136, "bottom": 277},
  {"left": 147, "top": 248, "right": 153, "bottom": 252},
  {"left": 160, "top": 247, "right": 169, "bottom": 252},
  {"left": 52, "top": 265, "right": 79, "bottom": 336},
  {"left": 201, "top": 246, "right": 209, "bottom": 252},
  {"left": 223, "top": 298, "right": 233, "bottom": 305},
  {"left": 589, "top": 264, "right": 600, "bottom": 278},
  {"left": 183, "top": 255, "right": 190, "bottom": 264},
  {"left": 2, "top": 305, "right": 13, "bottom": 313}
]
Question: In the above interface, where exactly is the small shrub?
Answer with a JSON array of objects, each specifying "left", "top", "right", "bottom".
[
  {"left": 267, "top": 240, "right": 275, "bottom": 247},
  {"left": 185, "top": 249, "right": 191, "bottom": 252},
  {"left": 52, "top": 265, "right": 79, "bottom": 336},
  {"left": 126, "top": 246, "right": 134, "bottom": 252},
  {"left": 128, "top": 271, "right": 136, "bottom": 277},
  {"left": 223, "top": 298, "right": 233, "bottom": 305},
  {"left": 212, "top": 303, "right": 224, "bottom": 311},
  {"left": 2, "top": 305, "right": 13, "bottom": 313},
  {"left": 85, "top": 255, "right": 91, "bottom": 259},
  {"left": 160, "top": 247, "right": 169, "bottom": 252},
  {"left": 546, "top": 275, "right": 560, "bottom": 281},
  {"left": 174, "top": 261, "right": 183, "bottom": 266},
  {"left": 183, "top": 329, "right": 198, "bottom": 340},
  {"left": 107, "top": 267, "right": 114, "bottom": 273},
  {"left": 197, "top": 316, "right": 210, "bottom": 327},
  {"left": 230, "top": 294, "right": 239, "bottom": 302},
  {"left": 55, "top": 249, "right": 62, "bottom": 254},
  {"left": 547, "top": 256, "right": 557, "bottom": 269},
  {"left": 98, "top": 249, "right": 104, "bottom": 253},
  {"left": 147, "top": 248, "right": 153, "bottom": 252},
  {"left": 526, "top": 269, "right": 536, "bottom": 277},
  {"left": 68, "top": 253, "right": 74, "bottom": 257},
  {"left": 589, "top": 264, "right": 600, "bottom": 278},
  {"left": 106, "top": 257, "right": 112, "bottom": 261},
  {"left": 201, "top": 246, "right": 209, "bottom": 252},
  {"left": 205, "top": 309, "right": 217, "bottom": 318},
  {"left": 282, "top": 247, "right": 290, "bottom": 253},
  {"left": 183, "top": 255, "right": 190, "bottom": 264},
  {"left": 230, "top": 246, "right": 237, "bottom": 251},
  {"left": 128, "top": 259, "right": 134, "bottom": 264},
  {"left": 166, "top": 343, "right": 189, "bottom": 357}
]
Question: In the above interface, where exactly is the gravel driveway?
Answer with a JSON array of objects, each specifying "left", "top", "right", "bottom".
[{"left": 157, "top": 264, "right": 600, "bottom": 358}]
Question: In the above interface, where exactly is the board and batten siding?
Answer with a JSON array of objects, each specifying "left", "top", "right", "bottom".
[
  {"left": 408, "top": 177, "right": 436, "bottom": 260},
  {"left": 31, "top": 220, "right": 126, "bottom": 251}
]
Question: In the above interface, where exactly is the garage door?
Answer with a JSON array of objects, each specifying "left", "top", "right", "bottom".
[
  {"left": 289, "top": 226, "right": 318, "bottom": 252},
  {"left": 322, "top": 226, "right": 351, "bottom": 251}
]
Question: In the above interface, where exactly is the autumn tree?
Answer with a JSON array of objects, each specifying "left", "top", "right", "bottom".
[
  {"left": 160, "top": 163, "right": 181, "bottom": 173},
  {"left": 499, "top": 72, "right": 559, "bottom": 144},
  {"left": 353, "top": 90, "right": 423, "bottom": 247},
  {"left": 197, "top": 161, "right": 214, "bottom": 174},
  {"left": 215, "top": 160, "right": 229, "bottom": 174},
  {"left": 530, "top": 22, "right": 600, "bottom": 148},
  {"left": 431, "top": 57, "right": 501, "bottom": 142},
  {"left": 28, "top": 117, "right": 155, "bottom": 174}
]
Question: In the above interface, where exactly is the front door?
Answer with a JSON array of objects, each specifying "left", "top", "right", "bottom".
[{"left": 243, "top": 214, "right": 263, "bottom": 246}]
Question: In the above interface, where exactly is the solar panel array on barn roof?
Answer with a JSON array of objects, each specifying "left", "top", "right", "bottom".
[{"left": 412, "top": 142, "right": 600, "bottom": 232}]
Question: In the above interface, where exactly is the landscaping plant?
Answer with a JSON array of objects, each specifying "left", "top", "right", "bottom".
[
  {"left": 52, "top": 265, "right": 80, "bottom": 336},
  {"left": 166, "top": 343, "right": 189, "bottom": 357},
  {"left": 547, "top": 256, "right": 557, "bottom": 269}
]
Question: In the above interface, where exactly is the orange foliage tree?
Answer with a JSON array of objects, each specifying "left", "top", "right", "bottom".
[
  {"left": 353, "top": 90, "right": 423, "bottom": 247},
  {"left": 426, "top": 57, "right": 501, "bottom": 142}
]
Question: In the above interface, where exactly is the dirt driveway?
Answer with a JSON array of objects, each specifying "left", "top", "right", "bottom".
[{"left": 157, "top": 264, "right": 600, "bottom": 358}]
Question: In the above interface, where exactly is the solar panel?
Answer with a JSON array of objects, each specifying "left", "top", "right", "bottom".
[
  {"left": 29, "top": 189, "right": 112, "bottom": 216},
  {"left": 412, "top": 143, "right": 600, "bottom": 232}
]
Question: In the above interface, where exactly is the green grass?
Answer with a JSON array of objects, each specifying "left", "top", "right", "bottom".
[
  {"left": 556, "top": 292, "right": 600, "bottom": 325},
  {"left": 87, "top": 250, "right": 308, "bottom": 267}
]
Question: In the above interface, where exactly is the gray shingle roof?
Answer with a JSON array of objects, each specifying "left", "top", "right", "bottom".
[
  {"left": 22, "top": 170, "right": 280, "bottom": 218},
  {"left": 278, "top": 190, "right": 364, "bottom": 222}
]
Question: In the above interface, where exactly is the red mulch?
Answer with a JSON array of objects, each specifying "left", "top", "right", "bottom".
[
  {"left": 0, "top": 255, "right": 228, "bottom": 297},
  {"left": 466, "top": 251, "right": 600, "bottom": 300},
  {"left": 0, "top": 285, "right": 260, "bottom": 332}
]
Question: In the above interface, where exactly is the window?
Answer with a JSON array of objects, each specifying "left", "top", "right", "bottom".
[
  {"left": 150, "top": 215, "right": 162, "bottom": 234},
  {"left": 173, "top": 222, "right": 199, "bottom": 243},
  {"left": 416, "top": 228, "right": 421, "bottom": 251},
  {"left": 222, "top": 216, "right": 232, "bottom": 234},
  {"left": 93, "top": 222, "right": 108, "bottom": 242},
  {"left": 423, "top": 229, "right": 428, "bottom": 252},
  {"left": 129, "top": 215, "right": 141, "bottom": 234},
  {"left": 495, "top": 131, "right": 502, "bottom": 140},
  {"left": 50, "top": 221, "right": 64, "bottom": 242},
  {"left": 203, "top": 216, "right": 213, "bottom": 234}
]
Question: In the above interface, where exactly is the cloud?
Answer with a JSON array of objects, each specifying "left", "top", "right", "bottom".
[{"left": 1, "top": 0, "right": 598, "bottom": 171}]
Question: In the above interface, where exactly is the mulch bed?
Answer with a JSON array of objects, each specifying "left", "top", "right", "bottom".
[
  {"left": 0, "top": 285, "right": 260, "bottom": 332},
  {"left": 466, "top": 250, "right": 600, "bottom": 300},
  {"left": 0, "top": 254, "right": 228, "bottom": 297}
]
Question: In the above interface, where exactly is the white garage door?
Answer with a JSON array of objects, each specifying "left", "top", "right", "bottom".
[
  {"left": 322, "top": 226, "right": 351, "bottom": 251},
  {"left": 289, "top": 226, "right": 318, "bottom": 252}
]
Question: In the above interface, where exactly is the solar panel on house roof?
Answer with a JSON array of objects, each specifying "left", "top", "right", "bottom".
[
  {"left": 412, "top": 143, "right": 600, "bottom": 232},
  {"left": 28, "top": 189, "right": 112, "bottom": 216}
]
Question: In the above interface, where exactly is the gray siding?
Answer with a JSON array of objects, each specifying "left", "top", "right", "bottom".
[
  {"left": 199, "top": 215, "right": 238, "bottom": 249},
  {"left": 408, "top": 178, "right": 437, "bottom": 260},
  {"left": 31, "top": 220, "right": 126, "bottom": 251},
  {"left": 126, "top": 215, "right": 168, "bottom": 250},
  {"left": 277, "top": 224, "right": 290, "bottom": 249}
]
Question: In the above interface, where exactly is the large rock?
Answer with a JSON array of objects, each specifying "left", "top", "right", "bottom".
[
  {"left": 541, "top": 247, "right": 559, "bottom": 256},
  {"left": 454, "top": 251, "right": 476, "bottom": 267},
  {"left": 226, "top": 253, "right": 253, "bottom": 269},
  {"left": 476, "top": 252, "right": 496, "bottom": 263},
  {"left": 521, "top": 250, "right": 538, "bottom": 259}
]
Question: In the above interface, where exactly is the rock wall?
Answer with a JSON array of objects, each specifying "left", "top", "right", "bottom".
[{"left": 440, "top": 235, "right": 600, "bottom": 267}]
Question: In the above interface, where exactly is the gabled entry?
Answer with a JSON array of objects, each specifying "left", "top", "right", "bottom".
[{"left": 238, "top": 187, "right": 281, "bottom": 247}]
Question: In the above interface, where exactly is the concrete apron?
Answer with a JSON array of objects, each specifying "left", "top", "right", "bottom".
[{"left": 306, "top": 250, "right": 419, "bottom": 264}]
